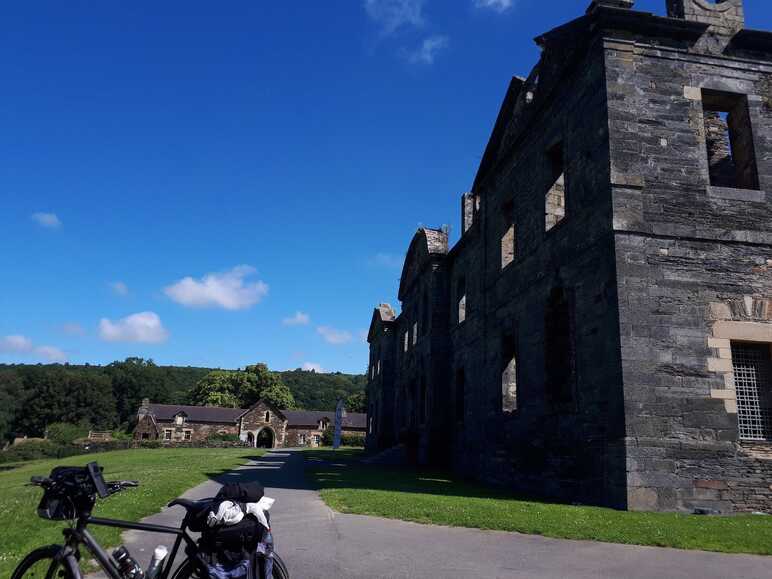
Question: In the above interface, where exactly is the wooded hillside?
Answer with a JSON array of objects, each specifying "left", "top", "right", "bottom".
[{"left": 0, "top": 359, "right": 365, "bottom": 441}]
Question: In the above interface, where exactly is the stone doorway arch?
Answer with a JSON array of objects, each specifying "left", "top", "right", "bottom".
[{"left": 255, "top": 427, "right": 275, "bottom": 448}]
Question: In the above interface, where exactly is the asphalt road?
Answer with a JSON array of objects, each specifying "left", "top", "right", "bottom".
[{"left": 89, "top": 449, "right": 770, "bottom": 579}]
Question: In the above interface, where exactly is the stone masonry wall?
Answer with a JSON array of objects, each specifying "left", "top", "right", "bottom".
[
  {"left": 458, "top": 35, "right": 629, "bottom": 507},
  {"left": 606, "top": 21, "right": 772, "bottom": 512},
  {"left": 240, "top": 402, "right": 287, "bottom": 447}
]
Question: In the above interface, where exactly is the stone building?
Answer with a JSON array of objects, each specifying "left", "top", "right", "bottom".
[
  {"left": 366, "top": 0, "right": 772, "bottom": 513},
  {"left": 134, "top": 399, "right": 366, "bottom": 448}
]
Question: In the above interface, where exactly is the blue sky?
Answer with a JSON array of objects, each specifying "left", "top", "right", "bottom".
[{"left": 2, "top": 0, "right": 771, "bottom": 374}]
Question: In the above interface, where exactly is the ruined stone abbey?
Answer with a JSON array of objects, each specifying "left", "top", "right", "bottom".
[{"left": 365, "top": 0, "right": 772, "bottom": 513}]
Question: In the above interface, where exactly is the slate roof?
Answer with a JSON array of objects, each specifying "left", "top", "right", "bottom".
[
  {"left": 144, "top": 403, "right": 367, "bottom": 429},
  {"left": 282, "top": 410, "right": 367, "bottom": 429},
  {"left": 146, "top": 403, "right": 244, "bottom": 424}
]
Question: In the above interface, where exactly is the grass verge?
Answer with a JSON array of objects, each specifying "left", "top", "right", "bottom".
[
  {"left": 0, "top": 447, "right": 261, "bottom": 576},
  {"left": 304, "top": 448, "right": 772, "bottom": 556}
]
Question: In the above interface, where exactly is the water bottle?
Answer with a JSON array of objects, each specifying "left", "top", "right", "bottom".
[
  {"left": 112, "top": 546, "right": 145, "bottom": 579},
  {"left": 145, "top": 545, "right": 168, "bottom": 579}
]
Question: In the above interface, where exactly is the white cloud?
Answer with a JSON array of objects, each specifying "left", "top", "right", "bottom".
[
  {"left": 31, "top": 212, "right": 62, "bottom": 229},
  {"left": 283, "top": 311, "right": 310, "bottom": 326},
  {"left": 302, "top": 362, "right": 325, "bottom": 373},
  {"left": 317, "top": 326, "right": 353, "bottom": 345},
  {"left": 368, "top": 252, "right": 403, "bottom": 269},
  {"left": 407, "top": 35, "right": 449, "bottom": 65},
  {"left": 0, "top": 335, "right": 33, "bottom": 353},
  {"left": 365, "top": 0, "right": 425, "bottom": 36},
  {"left": 473, "top": 0, "right": 513, "bottom": 12},
  {"left": 0, "top": 335, "right": 68, "bottom": 362},
  {"left": 164, "top": 265, "right": 268, "bottom": 310},
  {"left": 62, "top": 323, "right": 86, "bottom": 336},
  {"left": 359, "top": 329, "right": 369, "bottom": 343},
  {"left": 98, "top": 311, "right": 169, "bottom": 343},
  {"left": 110, "top": 281, "right": 129, "bottom": 296},
  {"left": 36, "top": 345, "right": 68, "bottom": 363}
]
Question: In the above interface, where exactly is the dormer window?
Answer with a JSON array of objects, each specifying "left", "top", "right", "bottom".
[{"left": 175, "top": 415, "right": 184, "bottom": 426}]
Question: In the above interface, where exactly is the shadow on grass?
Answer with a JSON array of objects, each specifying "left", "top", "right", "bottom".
[{"left": 302, "top": 448, "right": 540, "bottom": 503}]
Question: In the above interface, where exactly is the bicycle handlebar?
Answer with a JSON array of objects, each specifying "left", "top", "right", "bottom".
[{"left": 28, "top": 476, "right": 140, "bottom": 495}]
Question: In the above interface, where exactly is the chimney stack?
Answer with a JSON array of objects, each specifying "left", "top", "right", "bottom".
[{"left": 666, "top": 0, "right": 744, "bottom": 33}]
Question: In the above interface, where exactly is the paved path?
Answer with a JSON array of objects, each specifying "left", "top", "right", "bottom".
[{"left": 93, "top": 449, "right": 770, "bottom": 579}]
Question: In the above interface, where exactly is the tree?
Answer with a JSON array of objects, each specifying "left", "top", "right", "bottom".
[
  {"left": 244, "top": 363, "right": 295, "bottom": 409},
  {"left": 47, "top": 421, "right": 90, "bottom": 444},
  {"left": 106, "top": 358, "right": 165, "bottom": 424},
  {"left": 190, "top": 371, "right": 244, "bottom": 408},
  {"left": 0, "top": 370, "right": 24, "bottom": 441},
  {"left": 259, "top": 380, "right": 295, "bottom": 410},
  {"left": 345, "top": 391, "right": 367, "bottom": 413},
  {"left": 13, "top": 367, "right": 116, "bottom": 436},
  {"left": 190, "top": 364, "right": 296, "bottom": 410},
  {"left": 276, "top": 369, "right": 365, "bottom": 410}
]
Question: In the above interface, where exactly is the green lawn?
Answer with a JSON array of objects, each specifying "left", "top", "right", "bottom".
[
  {"left": 0, "top": 447, "right": 261, "bottom": 576},
  {"left": 305, "top": 449, "right": 772, "bottom": 556}
]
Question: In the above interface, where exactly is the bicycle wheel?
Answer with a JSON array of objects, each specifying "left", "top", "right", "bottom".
[
  {"left": 11, "top": 545, "right": 75, "bottom": 579},
  {"left": 271, "top": 552, "right": 290, "bottom": 579},
  {"left": 173, "top": 553, "right": 290, "bottom": 579}
]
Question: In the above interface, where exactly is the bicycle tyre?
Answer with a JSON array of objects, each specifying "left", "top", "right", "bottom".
[
  {"left": 11, "top": 545, "right": 75, "bottom": 579},
  {"left": 173, "top": 553, "right": 290, "bottom": 579}
]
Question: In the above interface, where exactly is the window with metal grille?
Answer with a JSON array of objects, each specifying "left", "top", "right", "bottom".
[{"left": 731, "top": 342, "right": 772, "bottom": 441}]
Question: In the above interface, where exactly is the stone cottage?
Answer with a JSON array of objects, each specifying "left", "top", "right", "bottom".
[
  {"left": 366, "top": 0, "right": 772, "bottom": 513},
  {"left": 134, "top": 399, "right": 366, "bottom": 448}
]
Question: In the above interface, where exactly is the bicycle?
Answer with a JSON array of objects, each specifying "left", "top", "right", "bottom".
[{"left": 12, "top": 461, "right": 289, "bottom": 579}]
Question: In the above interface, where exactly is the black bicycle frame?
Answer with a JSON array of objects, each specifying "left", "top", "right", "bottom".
[{"left": 60, "top": 515, "right": 198, "bottom": 579}]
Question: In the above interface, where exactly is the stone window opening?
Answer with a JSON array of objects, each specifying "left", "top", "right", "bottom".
[
  {"left": 183, "top": 430, "right": 192, "bottom": 441},
  {"left": 500, "top": 200, "right": 516, "bottom": 269},
  {"left": 265, "top": 411, "right": 270, "bottom": 422},
  {"left": 403, "top": 331, "right": 409, "bottom": 353},
  {"left": 545, "top": 287, "right": 576, "bottom": 406},
  {"left": 731, "top": 341, "right": 772, "bottom": 441},
  {"left": 164, "top": 429, "right": 173, "bottom": 441},
  {"left": 545, "top": 142, "right": 566, "bottom": 231},
  {"left": 455, "top": 368, "right": 465, "bottom": 423},
  {"left": 299, "top": 433, "right": 306, "bottom": 445},
  {"left": 702, "top": 89, "right": 759, "bottom": 190},
  {"left": 377, "top": 359, "right": 381, "bottom": 375},
  {"left": 501, "top": 334, "right": 518, "bottom": 413},
  {"left": 413, "top": 321, "right": 418, "bottom": 346},
  {"left": 457, "top": 276, "right": 467, "bottom": 324}
]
